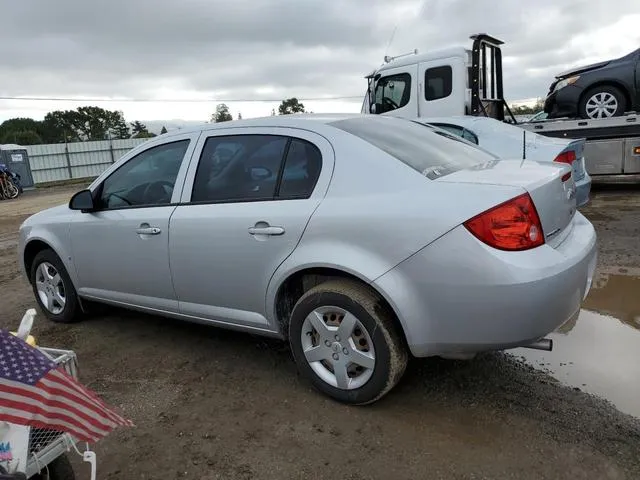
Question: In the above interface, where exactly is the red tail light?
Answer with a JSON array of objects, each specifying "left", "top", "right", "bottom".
[
  {"left": 463, "top": 193, "right": 545, "bottom": 251},
  {"left": 554, "top": 150, "right": 576, "bottom": 164},
  {"left": 554, "top": 150, "right": 575, "bottom": 182}
]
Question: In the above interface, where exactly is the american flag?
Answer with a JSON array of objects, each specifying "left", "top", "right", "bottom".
[{"left": 0, "top": 329, "right": 133, "bottom": 443}]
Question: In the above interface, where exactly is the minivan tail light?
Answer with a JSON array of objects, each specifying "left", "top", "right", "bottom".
[{"left": 463, "top": 193, "right": 545, "bottom": 251}]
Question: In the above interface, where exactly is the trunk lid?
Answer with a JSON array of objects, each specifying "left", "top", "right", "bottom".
[
  {"left": 435, "top": 159, "right": 577, "bottom": 247},
  {"left": 525, "top": 135, "right": 587, "bottom": 181}
]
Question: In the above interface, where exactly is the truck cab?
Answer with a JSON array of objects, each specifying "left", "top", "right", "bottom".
[{"left": 363, "top": 34, "right": 513, "bottom": 122}]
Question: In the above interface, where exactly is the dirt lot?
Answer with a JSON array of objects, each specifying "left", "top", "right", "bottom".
[{"left": 1, "top": 184, "right": 639, "bottom": 480}]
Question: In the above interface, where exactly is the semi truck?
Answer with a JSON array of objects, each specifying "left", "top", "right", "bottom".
[{"left": 361, "top": 33, "right": 640, "bottom": 181}]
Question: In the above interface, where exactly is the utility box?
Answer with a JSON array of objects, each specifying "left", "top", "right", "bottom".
[{"left": 0, "top": 144, "right": 35, "bottom": 189}]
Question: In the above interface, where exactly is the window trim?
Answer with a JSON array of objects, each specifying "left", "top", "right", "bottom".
[
  {"left": 188, "top": 133, "right": 323, "bottom": 206},
  {"left": 424, "top": 65, "right": 453, "bottom": 101},
  {"left": 272, "top": 138, "right": 292, "bottom": 198},
  {"left": 93, "top": 138, "right": 192, "bottom": 212}
]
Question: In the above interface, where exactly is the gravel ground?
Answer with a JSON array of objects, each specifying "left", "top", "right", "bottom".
[{"left": 0, "top": 184, "right": 639, "bottom": 480}]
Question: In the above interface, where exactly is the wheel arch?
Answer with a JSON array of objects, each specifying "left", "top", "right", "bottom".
[
  {"left": 271, "top": 265, "right": 410, "bottom": 350},
  {"left": 23, "top": 236, "right": 78, "bottom": 289},
  {"left": 23, "top": 239, "right": 56, "bottom": 283}
]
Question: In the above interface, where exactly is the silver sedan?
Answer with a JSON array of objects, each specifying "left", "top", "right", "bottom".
[{"left": 18, "top": 114, "right": 597, "bottom": 404}]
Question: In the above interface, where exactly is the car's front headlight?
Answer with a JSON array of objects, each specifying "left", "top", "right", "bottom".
[{"left": 553, "top": 75, "right": 580, "bottom": 92}]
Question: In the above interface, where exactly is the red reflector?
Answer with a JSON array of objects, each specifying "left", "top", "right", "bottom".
[
  {"left": 464, "top": 193, "right": 545, "bottom": 251},
  {"left": 554, "top": 150, "right": 576, "bottom": 164},
  {"left": 561, "top": 172, "right": 572, "bottom": 182}
]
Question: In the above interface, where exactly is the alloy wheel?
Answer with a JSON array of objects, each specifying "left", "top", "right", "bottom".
[
  {"left": 300, "top": 305, "right": 376, "bottom": 390},
  {"left": 35, "top": 262, "right": 66, "bottom": 315}
]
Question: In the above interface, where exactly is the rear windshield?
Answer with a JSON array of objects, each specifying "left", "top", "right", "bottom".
[{"left": 330, "top": 116, "right": 498, "bottom": 179}]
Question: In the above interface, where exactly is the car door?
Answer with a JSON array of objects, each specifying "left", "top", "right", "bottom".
[
  {"left": 169, "top": 127, "right": 334, "bottom": 332},
  {"left": 418, "top": 57, "right": 466, "bottom": 117},
  {"left": 69, "top": 132, "right": 200, "bottom": 312},
  {"left": 374, "top": 66, "right": 418, "bottom": 118}
]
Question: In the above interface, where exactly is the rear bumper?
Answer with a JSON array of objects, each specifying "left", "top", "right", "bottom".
[
  {"left": 544, "top": 85, "right": 584, "bottom": 119},
  {"left": 374, "top": 211, "right": 597, "bottom": 358}
]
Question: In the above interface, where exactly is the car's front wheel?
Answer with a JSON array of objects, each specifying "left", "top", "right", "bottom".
[
  {"left": 289, "top": 279, "right": 408, "bottom": 405},
  {"left": 30, "top": 249, "right": 82, "bottom": 323},
  {"left": 579, "top": 85, "right": 627, "bottom": 119}
]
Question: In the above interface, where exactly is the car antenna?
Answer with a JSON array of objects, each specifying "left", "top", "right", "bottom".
[{"left": 521, "top": 129, "right": 527, "bottom": 166}]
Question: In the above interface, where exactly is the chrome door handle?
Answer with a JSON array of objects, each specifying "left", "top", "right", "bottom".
[
  {"left": 136, "top": 227, "right": 161, "bottom": 235},
  {"left": 248, "top": 226, "right": 285, "bottom": 236}
]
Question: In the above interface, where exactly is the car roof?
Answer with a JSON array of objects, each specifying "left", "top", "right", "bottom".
[{"left": 165, "top": 113, "right": 369, "bottom": 137}]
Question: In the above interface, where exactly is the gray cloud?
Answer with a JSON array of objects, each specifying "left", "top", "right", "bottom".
[{"left": 0, "top": 0, "right": 639, "bottom": 114}]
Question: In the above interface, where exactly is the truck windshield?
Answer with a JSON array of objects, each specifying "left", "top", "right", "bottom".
[{"left": 330, "top": 116, "right": 498, "bottom": 179}]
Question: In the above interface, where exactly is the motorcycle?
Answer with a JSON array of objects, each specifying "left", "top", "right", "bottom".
[
  {"left": 0, "top": 310, "right": 97, "bottom": 480},
  {"left": 0, "top": 164, "right": 22, "bottom": 200}
]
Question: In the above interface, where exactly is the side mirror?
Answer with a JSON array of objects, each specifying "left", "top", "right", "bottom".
[
  {"left": 250, "top": 166, "right": 272, "bottom": 181},
  {"left": 69, "top": 189, "right": 96, "bottom": 212}
]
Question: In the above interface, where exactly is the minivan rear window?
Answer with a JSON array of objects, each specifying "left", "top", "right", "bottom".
[{"left": 330, "top": 116, "right": 497, "bottom": 179}]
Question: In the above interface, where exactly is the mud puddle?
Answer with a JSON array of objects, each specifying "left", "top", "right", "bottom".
[{"left": 510, "top": 274, "right": 640, "bottom": 418}]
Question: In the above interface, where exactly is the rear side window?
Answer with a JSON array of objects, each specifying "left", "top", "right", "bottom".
[
  {"left": 278, "top": 139, "right": 322, "bottom": 199},
  {"left": 190, "top": 134, "right": 323, "bottom": 203},
  {"left": 425, "top": 66, "right": 452, "bottom": 101},
  {"left": 330, "top": 116, "right": 497, "bottom": 179},
  {"left": 191, "top": 135, "right": 288, "bottom": 203}
]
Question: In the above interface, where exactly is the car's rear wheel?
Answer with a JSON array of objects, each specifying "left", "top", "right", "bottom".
[
  {"left": 30, "top": 249, "right": 82, "bottom": 323},
  {"left": 288, "top": 279, "right": 408, "bottom": 405},
  {"left": 579, "top": 85, "right": 626, "bottom": 119}
]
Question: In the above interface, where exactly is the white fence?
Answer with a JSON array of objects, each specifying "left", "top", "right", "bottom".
[{"left": 26, "top": 138, "right": 150, "bottom": 184}]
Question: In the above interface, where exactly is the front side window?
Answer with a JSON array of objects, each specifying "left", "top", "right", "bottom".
[
  {"left": 191, "top": 135, "right": 288, "bottom": 203},
  {"left": 425, "top": 66, "right": 453, "bottom": 101},
  {"left": 373, "top": 73, "right": 411, "bottom": 113},
  {"left": 99, "top": 139, "right": 190, "bottom": 209}
]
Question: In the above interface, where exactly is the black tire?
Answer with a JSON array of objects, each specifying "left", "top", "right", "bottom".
[
  {"left": 32, "top": 454, "right": 75, "bottom": 480},
  {"left": 288, "top": 279, "right": 408, "bottom": 405},
  {"left": 578, "top": 85, "right": 627, "bottom": 119},
  {"left": 30, "top": 249, "right": 82, "bottom": 324}
]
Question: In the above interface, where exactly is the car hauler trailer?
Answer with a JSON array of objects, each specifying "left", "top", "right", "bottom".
[
  {"left": 519, "top": 115, "right": 640, "bottom": 181},
  {"left": 362, "top": 33, "right": 640, "bottom": 181}
]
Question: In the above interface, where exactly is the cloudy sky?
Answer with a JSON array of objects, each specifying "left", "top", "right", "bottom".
[{"left": 1, "top": 0, "right": 639, "bottom": 129}]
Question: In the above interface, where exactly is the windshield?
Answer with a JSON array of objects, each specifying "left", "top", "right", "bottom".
[
  {"left": 529, "top": 111, "right": 548, "bottom": 122},
  {"left": 330, "top": 116, "right": 498, "bottom": 179}
]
